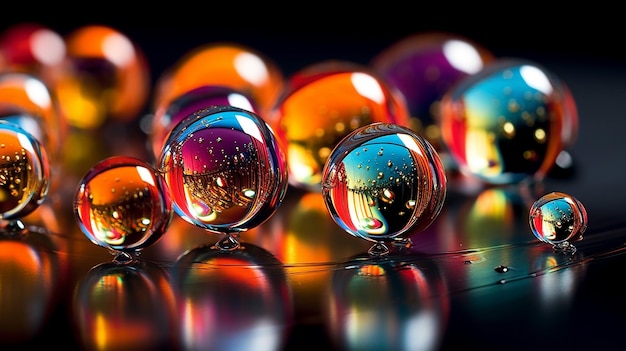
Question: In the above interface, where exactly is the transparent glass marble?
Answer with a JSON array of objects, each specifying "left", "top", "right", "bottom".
[
  {"left": 149, "top": 84, "right": 259, "bottom": 161},
  {"left": 439, "top": 58, "right": 575, "bottom": 184},
  {"left": 371, "top": 31, "right": 496, "bottom": 150},
  {"left": 529, "top": 191, "right": 587, "bottom": 254},
  {"left": 73, "top": 156, "right": 173, "bottom": 264},
  {"left": 270, "top": 60, "right": 411, "bottom": 192},
  {"left": 153, "top": 42, "right": 284, "bottom": 118},
  {"left": 57, "top": 25, "right": 151, "bottom": 129},
  {"left": 0, "top": 120, "right": 50, "bottom": 235},
  {"left": 321, "top": 122, "right": 447, "bottom": 256},
  {"left": 158, "top": 105, "right": 289, "bottom": 251}
]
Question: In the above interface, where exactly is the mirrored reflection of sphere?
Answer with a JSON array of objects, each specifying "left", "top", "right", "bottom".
[
  {"left": 0, "top": 120, "right": 50, "bottom": 234},
  {"left": 321, "top": 123, "right": 446, "bottom": 256},
  {"left": 158, "top": 106, "right": 288, "bottom": 247},
  {"left": 0, "top": 230, "right": 61, "bottom": 345},
  {"left": 529, "top": 244, "right": 587, "bottom": 308},
  {"left": 269, "top": 60, "right": 411, "bottom": 192},
  {"left": 153, "top": 42, "right": 284, "bottom": 118},
  {"left": 72, "top": 260, "right": 179, "bottom": 351},
  {"left": 325, "top": 254, "right": 449, "bottom": 351},
  {"left": 529, "top": 191, "right": 587, "bottom": 252},
  {"left": 439, "top": 58, "right": 575, "bottom": 185},
  {"left": 171, "top": 242, "right": 293, "bottom": 351},
  {"left": 148, "top": 84, "right": 260, "bottom": 162},
  {"left": 73, "top": 156, "right": 172, "bottom": 263},
  {"left": 57, "top": 24, "right": 151, "bottom": 129},
  {"left": 371, "top": 31, "right": 496, "bottom": 150},
  {"left": 0, "top": 72, "right": 66, "bottom": 167}
]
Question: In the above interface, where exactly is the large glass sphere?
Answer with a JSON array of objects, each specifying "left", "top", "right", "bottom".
[
  {"left": 157, "top": 105, "right": 288, "bottom": 250},
  {"left": 321, "top": 122, "right": 446, "bottom": 256}
]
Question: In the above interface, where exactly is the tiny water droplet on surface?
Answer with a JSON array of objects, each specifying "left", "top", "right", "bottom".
[{"left": 495, "top": 265, "right": 509, "bottom": 273}]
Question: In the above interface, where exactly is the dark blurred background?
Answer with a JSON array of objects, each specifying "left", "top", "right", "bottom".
[{"left": 2, "top": 7, "right": 624, "bottom": 80}]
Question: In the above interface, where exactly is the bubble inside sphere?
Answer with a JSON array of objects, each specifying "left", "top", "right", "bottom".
[{"left": 321, "top": 123, "right": 446, "bottom": 245}]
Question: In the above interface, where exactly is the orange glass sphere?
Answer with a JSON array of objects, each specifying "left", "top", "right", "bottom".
[
  {"left": 57, "top": 25, "right": 151, "bottom": 129},
  {"left": 153, "top": 42, "right": 284, "bottom": 118},
  {"left": 0, "top": 72, "right": 67, "bottom": 166},
  {"left": 269, "top": 60, "right": 411, "bottom": 192}
]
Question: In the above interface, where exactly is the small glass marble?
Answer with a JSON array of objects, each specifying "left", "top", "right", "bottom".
[
  {"left": 321, "top": 122, "right": 447, "bottom": 256},
  {"left": 73, "top": 156, "right": 173, "bottom": 264},
  {"left": 529, "top": 191, "right": 587, "bottom": 254},
  {"left": 0, "top": 120, "right": 50, "bottom": 235},
  {"left": 157, "top": 105, "right": 289, "bottom": 251}
]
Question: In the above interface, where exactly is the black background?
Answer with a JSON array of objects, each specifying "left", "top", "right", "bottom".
[{"left": 3, "top": 6, "right": 625, "bottom": 82}]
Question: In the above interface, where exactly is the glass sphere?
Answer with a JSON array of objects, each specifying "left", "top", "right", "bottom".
[
  {"left": 0, "top": 22, "right": 67, "bottom": 86},
  {"left": 157, "top": 105, "right": 288, "bottom": 250},
  {"left": 0, "top": 72, "right": 67, "bottom": 166},
  {"left": 371, "top": 31, "right": 496, "bottom": 149},
  {"left": 58, "top": 25, "right": 151, "bottom": 128},
  {"left": 529, "top": 191, "right": 587, "bottom": 254},
  {"left": 321, "top": 122, "right": 446, "bottom": 256},
  {"left": 0, "top": 120, "right": 50, "bottom": 230},
  {"left": 153, "top": 42, "right": 284, "bottom": 118},
  {"left": 439, "top": 58, "right": 575, "bottom": 184},
  {"left": 73, "top": 156, "right": 172, "bottom": 262},
  {"left": 149, "top": 84, "right": 259, "bottom": 161},
  {"left": 270, "top": 60, "right": 411, "bottom": 192}
]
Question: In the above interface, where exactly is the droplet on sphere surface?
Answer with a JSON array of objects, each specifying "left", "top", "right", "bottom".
[
  {"left": 529, "top": 191, "right": 587, "bottom": 254},
  {"left": 321, "top": 122, "right": 446, "bottom": 256},
  {"left": 157, "top": 105, "right": 288, "bottom": 250},
  {"left": 439, "top": 58, "right": 576, "bottom": 185},
  {"left": 73, "top": 156, "right": 172, "bottom": 261}
]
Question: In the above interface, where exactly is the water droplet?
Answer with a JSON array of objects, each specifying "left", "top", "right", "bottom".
[{"left": 495, "top": 265, "right": 509, "bottom": 273}]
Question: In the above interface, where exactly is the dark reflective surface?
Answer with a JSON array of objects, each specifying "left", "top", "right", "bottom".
[{"left": 1, "top": 16, "right": 626, "bottom": 351}]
